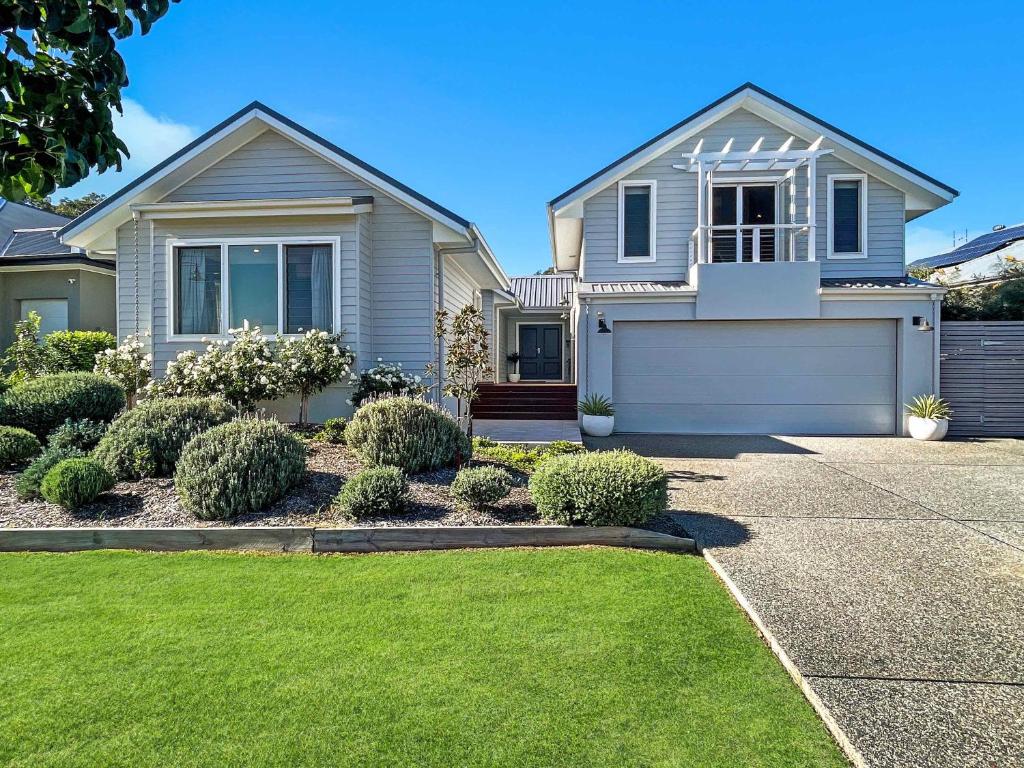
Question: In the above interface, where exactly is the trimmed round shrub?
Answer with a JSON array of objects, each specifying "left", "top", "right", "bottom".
[
  {"left": 451, "top": 465, "right": 512, "bottom": 510},
  {"left": 47, "top": 418, "right": 107, "bottom": 452},
  {"left": 529, "top": 450, "right": 668, "bottom": 526},
  {"left": 93, "top": 397, "right": 237, "bottom": 480},
  {"left": 0, "top": 426, "right": 42, "bottom": 467},
  {"left": 174, "top": 419, "right": 306, "bottom": 520},
  {"left": 345, "top": 397, "right": 471, "bottom": 473},
  {"left": 335, "top": 466, "right": 408, "bottom": 518},
  {"left": 16, "top": 446, "right": 85, "bottom": 500},
  {"left": 0, "top": 373, "right": 125, "bottom": 438},
  {"left": 314, "top": 417, "right": 347, "bottom": 444},
  {"left": 39, "top": 457, "right": 115, "bottom": 510}
]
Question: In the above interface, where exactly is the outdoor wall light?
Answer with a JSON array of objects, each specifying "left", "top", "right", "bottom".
[
  {"left": 913, "top": 316, "right": 934, "bottom": 332},
  {"left": 597, "top": 312, "right": 611, "bottom": 334}
]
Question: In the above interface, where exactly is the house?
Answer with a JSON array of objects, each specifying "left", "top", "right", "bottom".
[
  {"left": 58, "top": 85, "right": 958, "bottom": 435},
  {"left": 909, "top": 224, "right": 1024, "bottom": 285},
  {"left": 533, "top": 83, "right": 957, "bottom": 435},
  {"left": 0, "top": 200, "right": 116, "bottom": 350},
  {"left": 57, "top": 102, "right": 509, "bottom": 422}
]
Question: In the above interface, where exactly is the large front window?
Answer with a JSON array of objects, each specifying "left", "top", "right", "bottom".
[{"left": 172, "top": 239, "right": 336, "bottom": 337}]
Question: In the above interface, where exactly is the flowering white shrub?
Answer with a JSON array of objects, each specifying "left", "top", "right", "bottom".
[
  {"left": 348, "top": 359, "right": 428, "bottom": 406},
  {"left": 145, "top": 326, "right": 288, "bottom": 409},
  {"left": 94, "top": 331, "right": 152, "bottom": 407},
  {"left": 276, "top": 330, "right": 355, "bottom": 424}
]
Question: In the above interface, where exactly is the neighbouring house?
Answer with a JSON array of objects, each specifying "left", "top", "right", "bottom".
[
  {"left": 0, "top": 199, "right": 116, "bottom": 350},
  {"left": 909, "top": 223, "right": 1024, "bottom": 285},
  {"left": 56, "top": 85, "right": 959, "bottom": 435},
  {"left": 56, "top": 102, "right": 510, "bottom": 422},
  {"left": 536, "top": 83, "right": 957, "bottom": 435}
]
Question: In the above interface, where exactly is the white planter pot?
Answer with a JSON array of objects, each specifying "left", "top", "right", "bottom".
[
  {"left": 581, "top": 414, "right": 614, "bottom": 437},
  {"left": 507, "top": 373, "right": 521, "bottom": 383},
  {"left": 908, "top": 416, "right": 949, "bottom": 441}
]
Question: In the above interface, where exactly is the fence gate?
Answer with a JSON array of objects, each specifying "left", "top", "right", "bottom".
[{"left": 940, "top": 321, "right": 1024, "bottom": 437}]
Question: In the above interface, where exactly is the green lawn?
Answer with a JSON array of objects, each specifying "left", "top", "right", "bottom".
[{"left": 0, "top": 548, "right": 846, "bottom": 767}]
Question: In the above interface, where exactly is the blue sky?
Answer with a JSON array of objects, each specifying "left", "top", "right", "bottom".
[{"left": 68, "top": 0, "right": 1023, "bottom": 275}]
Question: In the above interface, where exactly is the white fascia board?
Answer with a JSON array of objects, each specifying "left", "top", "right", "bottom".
[
  {"left": 741, "top": 92, "right": 956, "bottom": 207},
  {"left": 819, "top": 287, "right": 946, "bottom": 299},
  {"left": 549, "top": 93, "right": 748, "bottom": 216}
]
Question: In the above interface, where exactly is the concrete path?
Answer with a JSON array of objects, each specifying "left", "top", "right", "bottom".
[
  {"left": 588, "top": 434, "right": 1024, "bottom": 768},
  {"left": 473, "top": 419, "right": 582, "bottom": 445}
]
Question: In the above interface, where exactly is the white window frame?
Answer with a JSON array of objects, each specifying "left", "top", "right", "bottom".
[
  {"left": 617, "top": 179, "right": 657, "bottom": 263},
  {"left": 166, "top": 235, "right": 342, "bottom": 341},
  {"left": 826, "top": 173, "right": 868, "bottom": 260}
]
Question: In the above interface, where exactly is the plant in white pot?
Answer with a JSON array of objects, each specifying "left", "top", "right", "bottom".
[
  {"left": 506, "top": 352, "right": 521, "bottom": 383},
  {"left": 579, "top": 393, "right": 614, "bottom": 437},
  {"left": 906, "top": 394, "right": 952, "bottom": 441}
]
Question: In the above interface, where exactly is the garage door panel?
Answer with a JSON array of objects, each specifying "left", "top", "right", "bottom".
[
  {"left": 618, "top": 374, "right": 896, "bottom": 406},
  {"left": 622, "top": 319, "right": 895, "bottom": 349},
  {"left": 615, "top": 404, "right": 896, "bottom": 436},
  {"left": 612, "top": 319, "right": 896, "bottom": 435},
  {"left": 613, "top": 345, "right": 894, "bottom": 378}
]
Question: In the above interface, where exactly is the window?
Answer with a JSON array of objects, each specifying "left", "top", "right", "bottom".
[
  {"left": 175, "top": 246, "right": 222, "bottom": 335},
  {"left": 285, "top": 244, "right": 333, "bottom": 333},
  {"left": 618, "top": 180, "right": 656, "bottom": 262},
  {"left": 171, "top": 239, "right": 337, "bottom": 338},
  {"left": 827, "top": 174, "right": 867, "bottom": 259},
  {"left": 229, "top": 245, "right": 278, "bottom": 332}
]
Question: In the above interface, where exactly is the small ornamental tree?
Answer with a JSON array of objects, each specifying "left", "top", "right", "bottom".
[
  {"left": 3, "top": 312, "right": 46, "bottom": 384},
  {"left": 431, "top": 305, "right": 491, "bottom": 435},
  {"left": 276, "top": 330, "right": 355, "bottom": 424},
  {"left": 145, "top": 325, "right": 288, "bottom": 410},
  {"left": 93, "top": 331, "right": 152, "bottom": 408}
]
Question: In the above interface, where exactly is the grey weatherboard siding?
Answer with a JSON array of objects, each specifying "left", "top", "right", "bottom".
[
  {"left": 581, "top": 108, "right": 906, "bottom": 283},
  {"left": 119, "top": 129, "right": 439, "bottom": 379}
]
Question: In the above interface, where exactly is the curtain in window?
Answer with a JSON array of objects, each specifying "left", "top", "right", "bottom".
[
  {"left": 310, "top": 245, "right": 333, "bottom": 331},
  {"left": 177, "top": 247, "right": 221, "bottom": 334}
]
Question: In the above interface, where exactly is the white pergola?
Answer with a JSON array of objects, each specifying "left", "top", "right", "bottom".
[{"left": 673, "top": 136, "right": 834, "bottom": 264}]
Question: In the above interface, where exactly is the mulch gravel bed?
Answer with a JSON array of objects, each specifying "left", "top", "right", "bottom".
[{"left": 0, "top": 441, "right": 544, "bottom": 530}]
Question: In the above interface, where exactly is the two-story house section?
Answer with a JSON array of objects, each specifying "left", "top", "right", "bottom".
[{"left": 547, "top": 83, "right": 958, "bottom": 436}]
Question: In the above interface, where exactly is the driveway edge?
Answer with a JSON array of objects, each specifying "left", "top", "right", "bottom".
[{"left": 703, "top": 550, "right": 867, "bottom": 768}]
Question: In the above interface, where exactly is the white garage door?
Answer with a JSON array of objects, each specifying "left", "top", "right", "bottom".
[
  {"left": 21, "top": 299, "right": 69, "bottom": 337},
  {"left": 612, "top": 319, "right": 897, "bottom": 435}
]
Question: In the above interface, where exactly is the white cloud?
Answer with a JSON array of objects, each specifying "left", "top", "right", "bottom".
[
  {"left": 115, "top": 99, "right": 197, "bottom": 170},
  {"left": 905, "top": 225, "right": 957, "bottom": 264},
  {"left": 65, "top": 99, "right": 197, "bottom": 196}
]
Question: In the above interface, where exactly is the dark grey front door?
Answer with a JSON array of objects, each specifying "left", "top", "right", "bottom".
[{"left": 519, "top": 324, "right": 562, "bottom": 380}]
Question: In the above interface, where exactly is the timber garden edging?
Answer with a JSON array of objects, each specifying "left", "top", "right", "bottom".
[{"left": 0, "top": 525, "right": 695, "bottom": 555}]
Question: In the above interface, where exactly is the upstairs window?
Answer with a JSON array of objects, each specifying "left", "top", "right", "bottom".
[
  {"left": 618, "top": 180, "right": 656, "bottom": 262},
  {"left": 827, "top": 174, "right": 867, "bottom": 259}
]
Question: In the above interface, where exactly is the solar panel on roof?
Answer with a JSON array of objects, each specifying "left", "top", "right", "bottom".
[{"left": 910, "top": 223, "right": 1024, "bottom": 269}]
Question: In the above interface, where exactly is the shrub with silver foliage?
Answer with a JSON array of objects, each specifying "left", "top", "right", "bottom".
[
  {"left": 174, "top": 419, "right": 306, "bottom": 520},
  {"left": 335, "top": 466, "right": 408, "bottom": 518},
  {"left": 345, "top": 397, "right": 470, "bottom": 473},
  {"left": 93, "top": 397, "right": 237, "bottom": 480},
  {"left": 450, "top": 465, "right": 512, "bottom": 510},
  {"left": 529, "top": 450, "right": 667, "bottom": 526}
]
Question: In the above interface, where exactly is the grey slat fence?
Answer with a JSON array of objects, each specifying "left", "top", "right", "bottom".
[{"left": 940, "top": 321, "right": 1024, "bottom": 437}]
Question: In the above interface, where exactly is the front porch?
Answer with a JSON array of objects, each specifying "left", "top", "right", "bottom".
[{"left": 471, "top": 382, "right": 578, "bottom": 420}]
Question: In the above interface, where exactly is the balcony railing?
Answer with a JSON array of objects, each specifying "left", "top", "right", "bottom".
[{"left": 690, "top": 224, "right": 815, "bottom": 265}]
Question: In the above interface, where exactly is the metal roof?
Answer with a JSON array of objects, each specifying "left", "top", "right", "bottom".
[
  {"left": 579, "top": 281, "right": 692, "bottom": 294},
  {"left": 1, "top": 227, "right": 76, "bottom": 258},
  {"left": 509, "top": 274, "right": 576, "bottom": 308},
  {"left": 910, "top": 224, "right": 1024, "bottom": 270},
  {"left": 819, "top": 276, "right": 937, "bottom": 289}
]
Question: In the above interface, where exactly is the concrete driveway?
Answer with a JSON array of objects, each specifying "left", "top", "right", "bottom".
[{"left": 588, "top": 434, "right": 1024, "bottom": 768}]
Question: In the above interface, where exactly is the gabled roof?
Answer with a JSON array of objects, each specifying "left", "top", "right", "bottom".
[
  {"left": 60, "top": 101, "right": 475, "bottom": 245},
  {"left": 910, "top": 224, "right": 1024, "bottom": 270},
  {"left": 509, "top": 274, "right": 576, "bottom": 309},
  {"left": 549, "top": 83, "right": 958, "bottom": 212}
]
